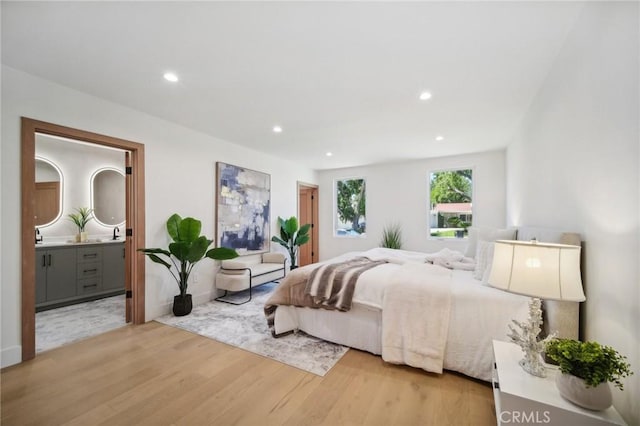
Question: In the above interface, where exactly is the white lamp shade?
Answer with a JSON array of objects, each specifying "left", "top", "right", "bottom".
[{"left": 488, "top": 240, "right": 585, "bottom": 302}]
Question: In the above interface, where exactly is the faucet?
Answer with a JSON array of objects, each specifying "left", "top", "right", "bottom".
[
  {"left": 113, "top": 226, "right": 120, "bottom": 240},
  {"left": 35, "top": 228, "right": 43, "bottom": 244}
]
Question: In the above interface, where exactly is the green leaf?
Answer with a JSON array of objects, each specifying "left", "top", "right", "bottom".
[
  {"left": 205, "top": 247, "right": 239, "bottom": 260},
  {"left": 144, "top": 253, "right": 172, "bottom": 269},
  {"left": 186, "top": 236, "right": 209, "bottom": 263},
  {"left": 294, "top": 234, "right": 310, "bottom": 246},
  {"left": 284, "top": 216, "right": 299, "bottom": 236},
  {"left": 166, "top": 214, "right": 182, "bottom": 241},
  {"left": 179, "top": 217, "right": 202, "bottom": 243},
  {"left": 138, "top": 247, "right": 171, "bottom": 257},
  {"left": 298, "top": 223, "right": 311, "bottom": 236},
  {"left": 271, "top": 235, "right": 289, "bottom": 249},
  {"left": 169, "top": 241, "right": 190, "bottom": 262}
]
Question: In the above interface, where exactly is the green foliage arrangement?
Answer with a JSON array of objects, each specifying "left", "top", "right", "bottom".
[
  {"left": 67, "top": 207, "right": 93, "bottom": 232},
  {"left": 138, "top": 214, "right": 238, "bottom": 296},
  {"left": 380, "top": 223, "right": 403, "bottom": 249},
  {"left": 546, "top": 338, "right": 633, "bottom": 390},
  {"left": 271, "top": 216, "right": 310, "bottom": 268},
  {"left": 430, "top": 170, "right": 472, "bottom": 204}
]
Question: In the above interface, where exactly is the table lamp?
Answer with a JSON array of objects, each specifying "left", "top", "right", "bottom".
[{"left": 488, "top": 239, "right": 586, "bottom": 377}]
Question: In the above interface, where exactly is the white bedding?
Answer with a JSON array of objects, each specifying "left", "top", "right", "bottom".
[{"left": 273, "top": 247, "right": 531, "bottom": 381}]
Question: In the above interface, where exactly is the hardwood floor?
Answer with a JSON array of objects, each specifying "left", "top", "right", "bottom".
[{"left": 1, "top": 322, "right": 496, "bottom": 425}]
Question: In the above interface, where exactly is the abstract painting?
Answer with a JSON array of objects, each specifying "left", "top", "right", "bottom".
[{"left": 216, "top": 162, "right": 271, "bottom": 254}]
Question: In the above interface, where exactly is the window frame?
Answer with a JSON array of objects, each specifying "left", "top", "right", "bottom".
[
  {"left": 427, "top": 166, "right": 475, "bottom": 240},
  {"left": 333, "top": 176, "right": 367, "bottom": 238}
]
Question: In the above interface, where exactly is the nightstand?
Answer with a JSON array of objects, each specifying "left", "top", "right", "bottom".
[{"left": 492, "top": 340, "right": 626, "bottom": 425}]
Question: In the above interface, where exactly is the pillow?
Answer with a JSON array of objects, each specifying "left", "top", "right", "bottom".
[
  {"left": 481, "top": 244, "right": 495, "bottom": 285},
  {"left": 465, "top": 227, "right": 517, "bottom": 258},
  {"left": 473, "top": 240, "right": 494, "bottom": 280}
]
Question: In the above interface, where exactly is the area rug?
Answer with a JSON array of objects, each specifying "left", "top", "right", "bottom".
[{"left": 155, "top": 282, "right": 349, "bottom": 376}]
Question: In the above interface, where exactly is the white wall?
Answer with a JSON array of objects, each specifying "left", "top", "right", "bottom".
[
  {"left": 506, "top": 3, "right": 639, "bottom": 424},
  {"left": 318, "top": 150, "right": 506, "bottom": 260},
  {"left": 1, "top": 66, "right": 316, "bottom": 367}
]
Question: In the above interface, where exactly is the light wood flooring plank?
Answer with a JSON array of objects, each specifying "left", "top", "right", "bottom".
[{"left": 1, "top": 322, "right": 496, "bottom": 426}]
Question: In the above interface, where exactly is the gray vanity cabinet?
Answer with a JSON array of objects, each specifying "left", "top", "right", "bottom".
[
  {"left": 35, "top": 242, "right": 125, "bottom": 311},
  {"left": 102, "top": 244, "right": 125, "bottom": 291},
  {"left": 35, "top": 246, "right": 77, "bottom": 304}
]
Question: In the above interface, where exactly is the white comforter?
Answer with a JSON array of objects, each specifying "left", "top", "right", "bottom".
[{"left": 274, "top": 247, "right": 531, "bottom": 381}]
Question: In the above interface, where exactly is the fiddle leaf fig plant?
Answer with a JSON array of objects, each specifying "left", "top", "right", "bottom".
[
  {"left": 139, "top": 213, "right": 239, "bottom": 297},
  {"left": 546, "top": 338, "right": 633, "bottom": 390},
  {"left": 271, "top": 216, "right": 310, "bottom": 268}
]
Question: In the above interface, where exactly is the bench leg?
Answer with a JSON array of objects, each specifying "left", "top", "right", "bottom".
[{"left": 214, "top": 282, "right": 253, "bottom": 305}]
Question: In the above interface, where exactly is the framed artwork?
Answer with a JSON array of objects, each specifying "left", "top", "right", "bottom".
[{"left": 216, "top": 162, "right": 271, "bottom": 254}]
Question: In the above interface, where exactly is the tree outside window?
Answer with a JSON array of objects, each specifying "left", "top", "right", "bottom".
[
  {"left": 429, "top": 169, "right": 473, "bottom": 238},
  {"left": 335, "top": 178, "right": 366, "bottom": 237}
]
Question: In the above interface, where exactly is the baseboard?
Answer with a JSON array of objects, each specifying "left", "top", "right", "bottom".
[{"left": 1, "top": 345, "right": 22, "bottom": 369}]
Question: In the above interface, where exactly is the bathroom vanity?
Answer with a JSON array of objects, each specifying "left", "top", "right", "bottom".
[{"left": 35, "top": 240, "right": 125, "bottom": 311}]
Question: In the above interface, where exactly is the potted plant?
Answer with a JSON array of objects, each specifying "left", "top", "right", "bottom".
[
  {"left": 139, "top": 213, "right": 238, "bottom": 316},
  {"left": 380, "top": 223, "right": 402, "bottom": 249},
  {"left": 271, "top": 216, "right": 310, "bottom": 269},
  {"left": 68, "top": 207, "right": 93, "bottom": 242},
  {"left": 546, "top": 338, "right": 633, "bottom": 410}
]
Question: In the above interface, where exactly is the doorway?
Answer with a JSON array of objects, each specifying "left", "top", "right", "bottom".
[
  {"left": 21, "top": 117, "right": 146, "bottom": 361},
  {"left": 297, "top": 182, "right": 319, "bottom": 267}
]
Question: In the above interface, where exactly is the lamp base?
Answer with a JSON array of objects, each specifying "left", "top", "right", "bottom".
[{"left": 508, "top": 297, "right": 556, "bottom": 378}]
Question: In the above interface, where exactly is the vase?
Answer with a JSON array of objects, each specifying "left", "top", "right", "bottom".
[
  {"left": 555, "top": 373, "right": 612, "bottom": 411},
  {"left": 173, "top": 294, "right": 193, "bottom": 316}
]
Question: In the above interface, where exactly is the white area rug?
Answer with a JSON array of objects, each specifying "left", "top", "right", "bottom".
[
  {"left": 155, "top": 282, "right": 349, "bottom": 376},
  {"left": 36, "top": 294, "right": 127, "bottom": 353}
]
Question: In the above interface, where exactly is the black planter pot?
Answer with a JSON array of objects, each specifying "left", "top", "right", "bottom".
[{"left": 173, "top": 294, "right": 193, "bottom": 316}]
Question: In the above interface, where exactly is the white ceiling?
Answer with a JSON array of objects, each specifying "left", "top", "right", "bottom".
[{"left": 2, "top": 1, "right": 585, "bottom": 170}]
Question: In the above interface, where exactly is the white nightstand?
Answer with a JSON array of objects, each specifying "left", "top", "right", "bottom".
[{"left": 492, "top": 340, "right": 626, "bottom": 426}]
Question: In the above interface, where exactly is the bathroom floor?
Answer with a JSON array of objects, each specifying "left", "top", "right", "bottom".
[{"left": 36, "top": 294, "right": 127, "bottom": 353}]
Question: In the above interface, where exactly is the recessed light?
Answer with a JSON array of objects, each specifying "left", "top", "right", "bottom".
[
  {"left": 435, "top": 135, "right": 445, "bottom": 141},
  {"left": 326, "top": 152, "right": 333, "bottom": 157},
  {"left": 419, "top": 91, "right": 432, "bottom": 101},
  {"left": 163, "top": 72, "right": 179, "bottom": 82},
  {"left": 272, "top": 126, "right": 283, "bottom": 133}
]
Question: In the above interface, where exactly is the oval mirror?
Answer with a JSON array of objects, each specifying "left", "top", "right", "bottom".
[
  {"left": 91, "top": 168, "right": 125, "bottom": 226},
  {"left": 35, "top": 157, "right": 63, "bottom": 227}
]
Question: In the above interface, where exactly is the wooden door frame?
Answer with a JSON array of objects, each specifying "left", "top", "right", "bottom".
[
  {"left": 21, "top": 117, "right": 146, "bottom": 361},
  {"left": 297, "top": 182, "right": 319, "bottom": 263}
]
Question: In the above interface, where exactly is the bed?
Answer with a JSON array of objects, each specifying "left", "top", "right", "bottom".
[{"left": 264, "top": 227, "right": 581, "bottom": 382}]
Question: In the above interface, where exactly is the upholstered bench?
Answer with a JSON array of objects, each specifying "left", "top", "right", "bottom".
[{"left": 215, "top": 252, "right": 287, "bottom": 305}]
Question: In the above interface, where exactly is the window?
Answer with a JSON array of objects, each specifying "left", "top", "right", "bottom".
[
  {"left": 429, "top": 169, "right": 473, "bottom": 238},
  {"left": 335, "top": 177, "right": 366, "bottom": 237}
]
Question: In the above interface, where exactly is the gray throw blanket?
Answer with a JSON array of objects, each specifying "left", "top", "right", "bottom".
[{"left": 304, "top": 256, "right": 388, "bottom": 311}]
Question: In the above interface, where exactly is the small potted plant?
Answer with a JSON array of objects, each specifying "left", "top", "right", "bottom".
[
  {"left": 139, "top": 214, "right": 238, "bottom": 316},
  {"left": 546, "top": 338, "right": 633, "bottom": 411},
  {"left": 271, "top": 216, "right": 310, "bottom": 269},
  {"left": 380, "top": 223, "right": 402, "bottom": 249},
  {"left": 68, "top": 207, "right": 93, "bottom": 242}
]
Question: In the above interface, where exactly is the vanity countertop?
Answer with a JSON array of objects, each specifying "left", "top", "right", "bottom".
[{"left": 35, "top": 239, "right": 125, "bottom": 248}]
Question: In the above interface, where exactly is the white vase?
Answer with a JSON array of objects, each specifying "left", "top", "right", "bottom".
[{"left": 556, "top": 373, "right": 612, "bottom": 411}]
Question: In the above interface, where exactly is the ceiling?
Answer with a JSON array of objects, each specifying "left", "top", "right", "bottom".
[{"left": 2, "top": 1, "right": 584, "bottom": 170}]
